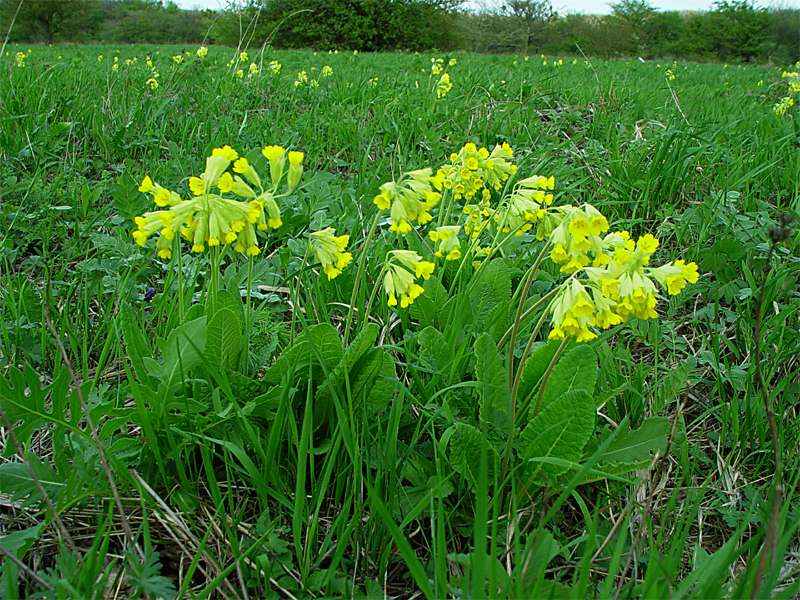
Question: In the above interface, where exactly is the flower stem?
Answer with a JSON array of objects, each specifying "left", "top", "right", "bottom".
[
  {"left": 505, "top": 242, "right": 551, "bottom": 384},
  {"left": 530, "top": 336, "right": 570, "bottom": 419},
  {"left": 343, "top": 210, "right": 381, "bottom": 343},
  {"left": 499, "top": 308, "right": 550, "bottom": 482}
]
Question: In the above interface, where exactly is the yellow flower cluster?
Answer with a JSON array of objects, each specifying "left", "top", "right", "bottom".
[
  {"left": 310, "top": 228, "right": 353, "bottom": 280},
  {"left": 15, "top": 52, "right": 26, "bottom": 67},
  {"left": 132, "top": 144, "right": 304, "bottom": 259},
  {"left": 321, "top": 65, "right": 333, "bottom": 77},
  {"left": 429, "top": 226, "right": 462, "bottom": 260},
  {"left": 782, "top": 63, "right": 800, "bottom": 93},
  {"left": 436, "top": 73, "right": 452, "bottom": 98},
  {"left": 269, "top": 60, "right": 281, "bottom": 75},
  {"left": 383, "top": 250, "right": 435, "bottom": 307},
  {"left": 775, "top": 62, "right": 799, "bottom": 115},
  {"left": 439, "top": 142, "right": 517, "bottom": 201},
  {"left": 774, "top": 96, "right": 795, "bottom": 115},
  {"left": 197, "top": 46, "right": 208, "bottom": 59},
  {"left": 547, "top": 228, "right": 699, "bottom": 342},
  {"left": 373, "top": 169, "right": 442, "bottom": 234}
]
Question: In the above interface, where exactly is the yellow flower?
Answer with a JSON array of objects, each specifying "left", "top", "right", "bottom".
[
  {"left": 436, "top": 72, "right": 452, "bottom": 98},
  {"left": 139, "top": 176, "right": 155, "bottom": 193},
  {"left": 239, "top": 52, "right": 248, "bottom": 62},
  {"left": 262, "top": 145, "right": 286, "bottom": 185},
  {"left": 310, "top": 228, "right": 353, "bottom": 280},
  {"left": 383, "top": 250, "right": 432, "bottom": 308},
  {"left": 197, "top": 46, "right": 208, "bottom": 59},
  {"left": 287, "top": 151, "right": 304, "bottom": 190},
  {"left": 269, "top": 60, "right": 281, "bottom": 74}
]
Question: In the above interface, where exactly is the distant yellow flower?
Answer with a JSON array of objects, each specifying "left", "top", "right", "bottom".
[
  {"left": 239, "top": 51, "right": 248, "bottom": 62},
  {"left": 269, "top": 60, "right": 281, "bottom": 74},
  {"left": 173, "top": 55, "right": 184, "bottom": 65},
  {"left": 436, "top": 72, "right": 452, "bottom": 98},
  {"left": 197, "top": 46, "right": 208, "bottom": 59}
]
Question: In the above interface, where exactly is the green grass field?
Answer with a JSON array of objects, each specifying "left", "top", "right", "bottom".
[{"left": 1, "top": 43, "right": 799, "bottom": 599}]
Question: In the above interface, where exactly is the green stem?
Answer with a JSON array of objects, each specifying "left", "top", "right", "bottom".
[
  {"left": 343, "top": 210, "right": 382, "bottom": 343},
  {"left": 290, "top": 245, "right": 312, "bottom": 345},
  {"left": 530, "top": 336, "right": 570, "bottom": 419},
  {"left": 497, "top": 287, "right": 559, "bottom": 350},
  {"left": 506, "top": 241, "right": 552, "bottom": 385},
  {"left": 176, "top": 237, "right": 185, "bottom": 322},
  {"left": 499, "top": 308, "right": 550, "bottom": 482}
]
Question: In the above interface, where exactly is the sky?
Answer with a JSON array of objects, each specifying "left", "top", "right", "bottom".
[{"left": 173, "top": 0, "right": 800, "bottom": 14}]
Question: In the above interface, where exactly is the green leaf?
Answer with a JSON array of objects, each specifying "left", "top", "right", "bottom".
[
  {"left": 118, "top": 302, "right": 154, "bottom": 388},
  {"left": 409, "top": 276, "right": 449, "bottom": 330},
  {"left": 206, "top": 308, "right": 243, "bottom": 371},
  {"left": 148, "top": 316, "right": 207, "bottom": 392},
  {"left": 0, "top": 523, "right": 45, "bottom": 599},
  {"left": 448, "top": 422, "right": 501, "bottom": 492},
  {"left": 517, "top": 340, "right": 561, "bottom": 410},
  {"left": 0, "top": 366, "right": 77, "bottom": 459},
  {"left": 520, "top": 389, "right": 594, "bottom": 485},
  {"left": 314, "top": 324, "right": 380, "bottom": 423},
  {"left": 474, "top": 333, "right": 511, "bottom": 433},
  {"left": 206, "top": 289, "right": 244, "bottom": 328},
  {"left": 598, "top": 417, "right": 670, "bottom": 464},
  {"left": 594, "top": 384, "right": 627, "bottom": 409},
  {"left": 416, "top": 326, "right": 450, "bottom": 381},
  {"left": 532, "top": 344, "right": 597, "bottom": 417},
  {"left": 355, "top": 349, "right": 396, "bottom": 415},
  {"left": 468, "top": 260, "right": 511, "bottom": 333},
  {"left": 262, "top": 323, "right": 344, "bottom": 386},
  {"left": 651, "top": 360, "right": 693, "bottom": 415}
]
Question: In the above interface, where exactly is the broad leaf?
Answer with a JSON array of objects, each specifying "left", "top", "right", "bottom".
[
  {"left": 520, "top": 389, "right": 594, "bottom": 485},
  {"left": 262, "top": 323, "right": 344, "bottom": 385},
  {"left": 474, "top": 333, "right": 510, "bottom": 433},
  {"left": 409, "top": 276, "right": 449, "bottom": 330},
  {"left": 206, "top": 307, "right": 243, "bottom": 371},
  {"left": 532, "top": 344, "right": 597, "bottom": 417},
  {"left": 118, "top": 302, "right": 155, "bottom": 388},
  {"left": 448, "top": 422, "right": 501, "bottom": 492},
  {"left": 517, "top": 340, "right": 561, "bottom": 410},
  {"left": 598, "top": 416, "right": 670, "bottom": 464}
]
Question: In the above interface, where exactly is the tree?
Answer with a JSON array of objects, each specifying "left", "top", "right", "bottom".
[
  {"left": 684, "top": 0, "right": 774, "bottom": 62},
  {"left": 608, "top": 0, "right": 656, "bottom": 54},
  {"left": 0, "top": 0, "right": 100, "bottom": 43},
  {"left": 503, "top": 0, "right": 556, "bottom": 52}
]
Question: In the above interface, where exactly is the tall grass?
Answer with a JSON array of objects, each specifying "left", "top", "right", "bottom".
[{"left": 1, "top": 44, "right": 799, "bottom": 598}]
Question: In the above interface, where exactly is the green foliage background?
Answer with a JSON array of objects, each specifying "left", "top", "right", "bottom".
[{"left": 1, "top": 0, "right": 798, "bottom": 63}]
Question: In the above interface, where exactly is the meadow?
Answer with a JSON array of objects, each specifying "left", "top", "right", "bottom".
[{"left": 0, "top": 42, "right": 799, "bottom": 599}]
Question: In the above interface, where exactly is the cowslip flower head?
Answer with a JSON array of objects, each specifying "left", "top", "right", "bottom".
[
  {"left": 436, "top": 72, "right": 452, "bottom": 98},
  {"left": 261, "top": 145, "right": 286, "bottom": 185},
  {"left": 197, "top": 46, "right": 208, "bottom": 59},
  {"left": 374, "top": 169, "right": 441, "bottom": 234},
  {"left": 133, "top": 145, "right": 284, "bottom": 258},
  {"left": 383, "top": 250, "right": 434, "bottom": 308},
  {"left": 287, "top": 151, "right": 304, "bottom": 190},
  {"left": 310, "top": 228, "right": 353, "bottom": 280},
  {"left": 429, "top": 226, "right": 462, "bottom": 260},
  {"left": 548, "top": 278, "right": 599, "bottom": 343}
]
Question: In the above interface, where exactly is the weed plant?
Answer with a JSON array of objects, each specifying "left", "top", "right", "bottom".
[{"left": 0, "top": 44, "right": 799, "bottom": 598}]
